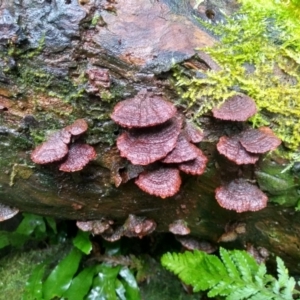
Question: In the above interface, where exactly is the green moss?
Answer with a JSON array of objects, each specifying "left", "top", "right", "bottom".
[
  {"left": 0, "top": 243, "right": 67, "bottom": 300},
  {"left": 174, "top": 0, "right": 300, "bottom": 158},
  {"left": 9, "top": 164, "right": 34, "bottom": 187}
]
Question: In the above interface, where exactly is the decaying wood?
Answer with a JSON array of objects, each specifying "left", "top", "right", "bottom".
[{"left": 1, "top": 0, "right": 300, "bottom": 271}]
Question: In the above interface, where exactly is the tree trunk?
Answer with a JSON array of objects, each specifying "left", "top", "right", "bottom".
[{"left": 1, "top": 0, "right": 300, "bottom": 272}]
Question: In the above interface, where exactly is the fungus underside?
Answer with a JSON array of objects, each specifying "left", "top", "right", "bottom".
[{"left": 173, "top": 0, "right": 300, "bottom": 160}]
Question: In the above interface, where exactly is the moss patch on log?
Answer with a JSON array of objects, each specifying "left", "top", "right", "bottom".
[{"left": 174, "top": 0, "right": 300, "bottom": 159}]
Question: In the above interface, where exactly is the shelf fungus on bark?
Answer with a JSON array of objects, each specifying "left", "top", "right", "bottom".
[
  {"left": 175, "top": 236, "right": 217, "bottom": 253},
  {"left": 64, "top": 118, "right": 88, "bottom": 136},
  {"left": 0, "top": 203, "right": 19, "bottom": 222},
  {"left": 31, "top": 119, "right": 96, "bottom": 172},
  {"left": 183, "top": 121, "right": 204, "bottom": 143},
  {"left": 215, "top": 179, "right": 268, "bottom": 213},
  {"left": 239, "top": 127, "right": 282, "bottom": 154},
  {"left": 111, "top": 90, "right": 177, "bottom": 128},
  {"left": 212, "top": 94, "right": 257, "bottom": 121},
  {"left": 101, "top": 214, "right": 156, "bottom": 241},
  {"left": 31, "top": 130, "right": 70, "bottom": 164},
  {"left": 162, "top": 134, "right": 199, "bottom": 164},
  {"left": 135, "top": 167, "right": 182, "bottom": 198},
  {"left": 76, "top": 219, "right": 113, "bottom": 235},
  {"left": 169, "top": 219, "right": 190, "bottom": 235},
  {"left": 117, "top": 117, "right": 182, "bottom": 165},
  {"left": 178, "top": 148, "right": 208, "bottom": 175},
  {"left": 111, "top": 92, "right": 208, "bottom": 198},
  {"left": 217, "top": 135, "right": 260, "bottom": 165},
  {"left": 59, "top": 143, "right": 97, "bottom": 172}
]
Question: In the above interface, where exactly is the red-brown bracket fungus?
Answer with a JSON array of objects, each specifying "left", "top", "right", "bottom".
[
  {"left": 0, "top": 203, "right": 19, "bottom": 222},
  {"left": 217, "top": 135, "right": 260, "bottom": 165},
  {"left": 31, "top": 130, "right": 70, "bottom": 164},
  {"left": 111, "top": 92, "right": 208, "bottom": 198},
  {"left": 59, "top": 143, "right": 97, "bottom": 172},
  {"left": 169, "top": 219, "right": 190, "bottom": 235},
  {"left": 183, "top": 121, "right": 204, "bottom": 143},
  {"left": 212, "top": 94, "right": 257, "bottom": 121},
  {"left": 215, "top": 179, "right": 268, "bottom": 213},
  {"left": 178, "top": 148, "right": 208, "bottom": 175},
  {"left": 240, "top": 127, "right": 282, "bottom": 154},
  {"left": 111, "top": 90, "right": 177, "bottom": 128},
  {"left": 31, "top": 119, "right": 96, "bottom": 172},
  {"left": 117, "top": 117, "right": 182, "bottom": 165},
  {"left": 64, "top": 118, "right": 88, "bottom": 136},
  {"left": 135, "top": 167, "right": 182, "bottom": 198},
  {"left": 162, "top": 134, "right": 199, "bottom": 164}
]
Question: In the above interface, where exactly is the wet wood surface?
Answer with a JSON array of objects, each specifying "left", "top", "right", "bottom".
[{"left": 1, "top": 0, "right": 300, "bottom": 272}]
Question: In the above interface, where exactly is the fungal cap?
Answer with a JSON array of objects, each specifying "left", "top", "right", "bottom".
[
  {"left": 117, "top": 117, "right": 182, "bottom": 165},
  {"left": 135, "top": 167, "right": 181, "bottom": 198},
  {"left": 31, "top": 131, "right": 69, "bottom": 164},
  {"left": 212, "top": 94, "right": 257, "bottom": 121},
  {"left": 178, "top": 148, "right": 208, "bottom": 175},
  {"left": 240, "top": 127, "right": 281, "bottom": 153},
  {"left": 217, "top": 135, "right": 259, "bottom": 165},
  {"left": 65, "top": 119, "right": 88, "bottom": 136},
  {"left": 162, "top": 134, "right": 199, "bottom": 164},
  {"left": 0, "top": 204, "right": 19, "bottom": 222},
  {"left": 59, "top": 143, "right": 97, "bottom": 172},
  {"left": 215, "top": 179, "right": 268, "bottom": 213},
  {"left": 184, "top": 121, "right": 204, "bottom": 143},
  {"left": 111, "top": 90, "right": 177, "bottom": 128},
  {"left": 169, "top": 219, "right": 190, "bottom": 235}
]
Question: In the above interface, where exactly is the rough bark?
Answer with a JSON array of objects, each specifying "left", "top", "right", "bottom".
[{"left": 1, "top": 0, "right": 300, "bottom": 272}]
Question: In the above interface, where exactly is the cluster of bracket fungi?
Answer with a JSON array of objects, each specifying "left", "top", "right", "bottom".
[
  {"left": 212, "top": 94, "right": 281, "bottom": 212},
  {"left": 111, "top": 89, "right": 208, "bottom": 198},
  {"left": 111, "top": 90, "right": 282, "bottom": 213},
  {"left": 31, "top": 119, "right": 96, "bottom": 172}
]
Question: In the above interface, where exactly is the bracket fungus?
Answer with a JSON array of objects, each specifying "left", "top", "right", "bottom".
[
  {"left": 184, "top": 121, "right": 204, "bottom": 143},
  {"left": 135, "top": 167, "right": 182, "bottom": 198},
  {"left": 64, "top": 118, "right": 88, "bottom": 136},
  {"left": 240, "top": 127, "right": 282, "bottom": 154},
  {"left": 117, "top": 117, "right": 182, "bottom": 165},
  {"left": 111, "top": 90, "right": 177, "bottom": 128},
  {"left": 162, "top": 134, "right": 199, "bottom": 164},
  {"left": 59, "top": 143, "right": 97, "bottom": 172},
  {"left": 212, "top": 94, "right": 257, "bottom": 121},
  {"left": 31, "top": 130, "right": 70, "bottom": 164},
  {"left": 111, "top": 92, "right": 208, "bottom": 198},
  {"left": 0, "top": 203, "right": 19, "bottom": 222},
  {"left": 217, "top": 135, "right": 259, "bottom": 165},
  {"left": 215, "top": 179, "right": 268, "bottom": 213},
  {"left": 178, "top": 148, "right": 208, "bottom": 175},
  {"left": 169, "top": 219, "right": 191, "bottom": 235},
  {"left": 31, "top": 119, "right": 96, "bottom": 172}
]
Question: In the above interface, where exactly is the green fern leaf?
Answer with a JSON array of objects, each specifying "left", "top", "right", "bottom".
[
  {"left": 161, "top": 248, "right": 298, "bottom": 300},
  {"left": 231, "top": 250, "right": 257, "bottom": 282},
  {"left": 255, "top": 264, "right": 267, "bottom": 287},
  {"left": 226, "top": 286, "right": 259, "bottom": 300},
  {"left": 219, "top": 248, "right": 240, "bottom": 279}
]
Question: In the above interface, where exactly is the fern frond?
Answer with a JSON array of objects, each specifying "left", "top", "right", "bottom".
[{"left": 161, "top": 248, "right": 298, "bottom": 300}]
